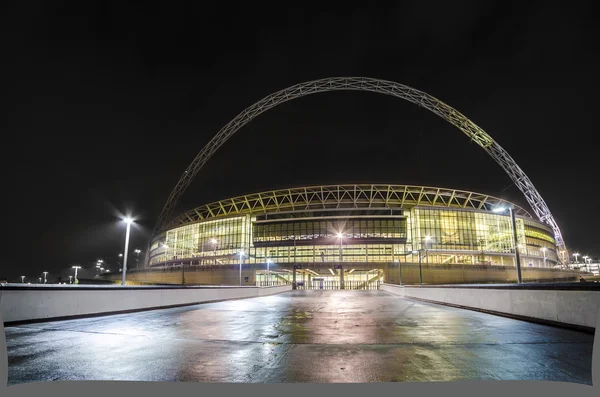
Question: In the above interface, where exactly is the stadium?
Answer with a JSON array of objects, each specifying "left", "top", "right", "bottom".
[
  {"left": 98, "top": 184, "right": 580, "bottom": 288},
  {"left": 100, "top": 77, "right": 582, "bottom": 287}
]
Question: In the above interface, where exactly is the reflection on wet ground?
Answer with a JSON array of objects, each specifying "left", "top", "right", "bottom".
[{"left": 5, "top": 290, "right": 594, "bottom": 384}]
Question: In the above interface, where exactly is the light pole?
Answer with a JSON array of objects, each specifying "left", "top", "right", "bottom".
[
  {"left": 121, "top": 217, "right": 133, "bottom": 286},
  {"left": 394, "top": 259, "right": 402, "bottom": 285},
  {"left": 68, "top": 275, "right": 72, "bottom": 284},
  {"left": 493, "top": 206, "right": 522, "bottom": 283},
  {"left": 412, "top": 250, "right": 423, "bottom": 284},
  {"left": 337, "top": 232, "right": 343, "bottom": 261},
  {"left": 72, "top": 266, "right": 81, "bottom": 284},
  {"left": 337, "top": 232, "right": 344, "bottom": 289},
  {"left": 43, "top": 271, "right": 48, "bottom": 284},
  {"left": 239, "top": 250, "right": 245, "bottom": 286},
  {"left": 573, "top": 252, "right": 579, "bottom": 264},
  {"left": 583, "top": 256, "right": 589, "bottom": 272},
  {"left": 21, "top": 276, "right": 25, "bottom": 283},
  {"left": 161, "top": 243, "right": 170, "bottom": 269},
  {"left": 38, "top": 277, "right": 41, "bottom": 284},
  {"left": 541, "top": 247, "right": 547, "bottom": 268},
  {"left": 424, "top": 235, "right": 433, "bottom": 264},
  {"left": 267, "top": 259, "right": 272, "bottom": 286},
  {"left": 210, "top": 238, "right": 217, "bottom": 265},
  {"left": 135, "top": 249, "right": 141, "bottom": 270}
]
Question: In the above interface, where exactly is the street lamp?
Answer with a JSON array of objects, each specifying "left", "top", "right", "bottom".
[
  {"left": 162, "top": 243, "right": 169, "bottom": 268},
  {"left": 492, "top": 206, "right": 522, "bottom": 283},
  {"left": 239, "top": 250, "right": 245, "bottom": 286},
  {"left": 38, "top": 277, "right": 41, "bottom": 284},
  {"left": 424, "top": 235, "right": 433, "bottom": 264},
  {"left": 337, "top": 232, "right": 343, "bottom": 261},
  {"left": 21, "top": 276, "right": 25, "bottom": 283},
  {"left": 68, "top": 275, "right": 72, "bottom": 284},
  {"left": 134, "top": 249, "right": 141, "bottom": 270},
  {"left": 583, "top": 256, "right": 589, "bottom": 272},
  {"left": 210, "top": 238, "right": 218, "bottom": 266},
  {"left": 412, "top": 250, "right": 422, "bottom": 284},
  {"left": 541, "top": 247, "right": 547, "bottom": 268},
  {"left": 394, "top": 259, "right": 402, "bottom": 285},
  {"left": 337, "top": 232, "right": 345, "bottom": 289},
  {"left": 72, "top": 266, "right": 81, "bottom": 284},
  {"left": 267, "top": 259, "right": 272, "bottom": 286},
  {"left": 573, "top": 252, "right": 579, "bottom": 264},
  {"left": 121, "top": 217, "right": 133, "bottom": 286},
  {"left": 43, "top": 271, "right": 48, "bottom": 284}
]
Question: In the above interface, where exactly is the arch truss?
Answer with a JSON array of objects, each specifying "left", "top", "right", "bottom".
[{"left": 150, "top": 77, "right": 566, "bottom": 259}]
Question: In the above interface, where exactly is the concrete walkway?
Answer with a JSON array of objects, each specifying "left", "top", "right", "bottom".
[{"left": 5, "top": 290, "right": 594, "bottom": 384}]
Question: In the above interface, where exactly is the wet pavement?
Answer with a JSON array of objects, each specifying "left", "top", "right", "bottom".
[{"left": 5, "top": 290, "right": 594, "bottom": 384}]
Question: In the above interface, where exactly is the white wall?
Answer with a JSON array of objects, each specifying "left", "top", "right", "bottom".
[
  {"left": 381, "top": 284, "right": 600, "bottom": 329},
  {"left": 0, "top": 284, "right": 292, "bottom": 324}
]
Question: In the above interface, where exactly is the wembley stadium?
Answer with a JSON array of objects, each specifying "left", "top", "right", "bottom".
[
  {"left": 99, "top": 184, "right": 580, "bottom": 288},
  {"left": 99, "top": 77, "right": 583, "bottom": 287}
]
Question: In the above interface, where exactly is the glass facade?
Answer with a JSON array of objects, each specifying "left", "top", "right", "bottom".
[
  {"left": 149, "top": 205, "right": 558, "bottom": 269},
  {"left": 253, "top": 217, "right": 407, "bottom": 244}
]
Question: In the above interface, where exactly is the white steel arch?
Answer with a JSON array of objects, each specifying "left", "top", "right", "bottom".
[{"left": 149, "top": 77, "right": 566, "bottom": 261}]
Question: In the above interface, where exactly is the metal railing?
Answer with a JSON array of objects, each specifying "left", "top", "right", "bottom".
[
  {"left": 255, "top": 281, "right": 290, "bottom": 287},
  {"left": 296, "top": 280, "right": 380, "bottom": 290}
]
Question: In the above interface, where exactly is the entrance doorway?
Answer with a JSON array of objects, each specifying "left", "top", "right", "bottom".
[{"left": 295, "top": 269, "right": 382, "bottom": 290}]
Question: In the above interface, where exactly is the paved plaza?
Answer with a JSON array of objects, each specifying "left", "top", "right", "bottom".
[{"left": 5, "top": 290, "right": 594, "bottom": 384}]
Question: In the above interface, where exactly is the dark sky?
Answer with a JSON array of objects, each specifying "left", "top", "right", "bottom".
[{"left": 3, "top": 2, "right": 598, "bottom": 282}]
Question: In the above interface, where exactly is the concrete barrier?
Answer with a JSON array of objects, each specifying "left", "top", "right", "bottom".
[
  {"left": 381, "top": 283, "right": 600, "bottom": 332},
  {"left": 0, "top": 284, "right": 292, "bottom": 324}
]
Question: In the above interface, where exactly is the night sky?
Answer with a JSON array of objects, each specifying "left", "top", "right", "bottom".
[{"left": 3, "top": 2, "right": 598, "bottom": 283}]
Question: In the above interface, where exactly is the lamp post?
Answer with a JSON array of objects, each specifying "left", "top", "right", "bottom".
[
  {"left": 573, "top": 252, "right": 579, "bottom": 264},
  {"left": 560, "top": 250, "right": 567, "bottom": 268},
  {"left": 21, "top": 276, "right": 25, "bottom": 283},
  {"left": 239, "top": 250, "right": 245, "bottom": 286},
  {"left": 412, "top": 250, "right": 423, "bottom": 285},
  {"left": 424, "top": 235, "right": 433, "bottom": 264},
  {"left": 72, "top": 266, "right": 81, "bottom": 284},
  {"left": 394, "top": 260, "right": 402, "bottom": 285},
  {"left": 541, "top": 247, "right": 547, "bottom": 268},
  {"left": 337, "top": 232, "right": 345, "bottom": 289},
  {"left": 267, "top": 259, "right": 272, "bottom": 286},
  {"left": 38, "top": 277, "right": 41, "bottom": 284},
  {"left": 210, "top": 238, "right": 217, "bottom": 266},
  {"left": 121, "top": 217, "right": 133, "bottom": 286},
  {"left": 337, "top": 232, "right": 343, "bottom": 261},
  {"left": 583, "top": 256, "right": 589, "bottom": 272},
  {"left": 492, "top": 206, "right": 522, "bottom": 283},
  {"left": 162, "top": 244, "right": 169, "bottom": 268},
  {"left": 43, "top": 271, "right": 48, "bottom": 284},
  {"left": 68, "top": 275, "right": 72, "bottom": 284},
  {"left": 135, "top": 249, "right": 141, "bottom": 270}
]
